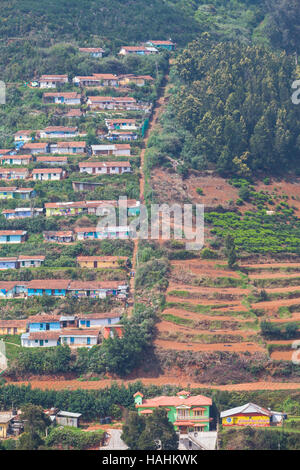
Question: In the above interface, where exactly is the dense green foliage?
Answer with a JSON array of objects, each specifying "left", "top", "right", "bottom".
[
  {"left": 170, "top": 38, "right": 300, "bottom": 176},
  {"left": 122, "top": 408, "right": 178, "bottom": 450}
]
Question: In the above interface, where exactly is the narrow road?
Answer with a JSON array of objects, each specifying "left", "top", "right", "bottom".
[
  {"left": 128, "top": 74, "right": 170, "bottom": 314},
  {"left": 100, "top": 429, "right": 128, "bottom": 450}
]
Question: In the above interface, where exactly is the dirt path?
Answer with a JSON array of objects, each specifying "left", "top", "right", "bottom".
[
  {"left": 154, "top": 338, "right": 264, "bottom": 353},
  {"left": 8, "top": 378, "right": 300, "bottom": 391}
]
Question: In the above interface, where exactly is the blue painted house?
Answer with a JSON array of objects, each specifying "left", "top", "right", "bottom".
[
  {"left": 0, "top": 231, "right": 27, "bottom": 244},
  {"left": 0, "top": 257, "right": 18, "bottom": 270},
  {"left": 27, "top": 314, "right": 61, "bottom": 332},
  {"left": 146, "top": 40, "right": 176, "bottom": 51},
  {"left": 26, "top": 279, "right": 70, "bottom": 297}
]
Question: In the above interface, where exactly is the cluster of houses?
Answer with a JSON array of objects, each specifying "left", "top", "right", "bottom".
[
  {"left": 0, "top": 160, "right": 132, "bottom": 182},
  {"left": 133, "top": 391, "right": 287, "bottom": 450},
  {"left": 0, "top": 408, "right": 83, "bottom": 439},
  {"left": 1, "top": 198, "right": 139, "bottom": 221},
  {"left": 0, "top": 279, "right": 129, "bottom": 300},
  {"left": 0, "top": 310, "right": 123, "bottom": 348},
  {"left": 119, "top": 40, "right": 176, "bottom": 55},
  {"left": 37, "top": 72, "right": 154, "bottom": 89},
  {"left": 0, "top": 224, "right": 135, "bottom": 243}
]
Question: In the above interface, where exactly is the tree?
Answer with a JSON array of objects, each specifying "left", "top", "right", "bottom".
[
  {"left": 225, "top": 234, "right": 238, "bottom": 269},
  {"left": 122, "top": 409, "right": 178, "bottom": 450},
  {"left": 139, "top": 408, "right": 179, "bottom": 450},
  {"left": 17, "top": 404, "right": 51, "bottom": 450},
  {"left": 121, "top": 411, "right": 146, "bottom": 449}
]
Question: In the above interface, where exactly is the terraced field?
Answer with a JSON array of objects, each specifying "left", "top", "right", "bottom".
[{"left": 155, "top": 259, "right": 300, "bottom": 359}]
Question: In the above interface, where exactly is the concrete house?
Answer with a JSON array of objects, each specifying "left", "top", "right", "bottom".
[
  {"left": 26, "top": 279, "right": 70, "bottom": 297},
  {"left": 0, "top": 281, "right": 22, "bottom": 298},
  {"left": 26, "top": 314, "right": 61, "bottom": 332},
  {"left": 0, "top": 230, "right": 27, "bottom": 244},
  {"left": 0, "top": 413, "right": 16, "bottom": 439},
  {"left": 220, "top": 403, "right": 287, "bottom": 428},
  {"left": 68, "top": 280, "right": 127, "bottom": 298},
  {"left": 0, "top": 168, "right": 29, "bottom": 180},
  {"left": 77, "top": 312, "right": 122, "bottom": 328},
  {"left": 0, "top": 187, "right": 35, "bottom": 200},
  {"left": 60, "top": 329, "right": 100, "bottom": 347},
  {"left": 75, "top": 226, "right": 131, "bottom": 240},
  {"left": 43, "top": 231, "right": 74, "bottom": 243},
  {"left": 2, "top": 207, "right": 43, "bottom": 219},
  {"left": 92, "top": 74, "right": 119, "bottom": 87},
  {"left": 105, "top": 119, "right": 137, "bottom": 131},
  {"left": 39, "top": 127, "right": 78, "bottom": 139},
  {"left": 36, "top": 156, "right": 68, "bottom": 166},
  {"left": 0, "top": 255, "right": 44, "bottom": 269},
  {"left": 43, "top": 92, "right": 81, "bottom": 105},
  {"left": 0, "top": 320, "right": 27, "bottom": 335},
  {"left": 91, "top": 143, "right": 131, "bottom": 156},
  {"left": 107, "top": 130, "right": 137, "bottom": 141},
  {"left": 49, "top": 141, "right": 86, "bottom": 154},
  {"left": 79, "top": 47, "right": 104, "bottom": 57},
  {"left": 73, "top": 76, "right": 102, "bottom": 87},
  {"left": 22, "top": 142, "right": 49, "bottom": 155},
  {"left": 134, "top": 390, "right": 212, "bottom": 434},
  {"left": 79, "top": 161, "right": 131, "bottom": 175},
  {"left": 118, "top": 74, "right": 154, "bottom": 87},
  {"left": 32, "top": 168, "right": 66, "bottom": 181},
  {"left": 146, "top": 40, "right": 176, "bottom": 51},
  {"left": 0, "top": 154, "right": 33, "bottom": 165},
  {"left": 21, "top": 331, "right": 60, "bottom": 347},
  {"left": 119, "top": 46, "right": 158, "bottom": 55},
  {"left": 87, "top": 96, "right": 138, "bottom": 110},
  {"left": 39, "top": 75, "right": 69, "bottom": 88},
  {"left": 77, "top": 256, "right": 128, "bottom": 269},
  {"left": 14, "top": 130, "right": 33, "bottom": 144},
  {"left": 18, "top": 255, "right": 45, "bottom": 268}
]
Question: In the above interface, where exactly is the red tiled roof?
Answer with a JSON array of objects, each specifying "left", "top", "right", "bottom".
[
  {"left": 69, "top": 281, "right": 121, "bottom": 290},
  {"left": 0, "top": 320, "right": 27, "bottom": 328},
  {"left": 0, "top": 230, "right": 26, "bottom": 236},
  {"left": 40, "top": 75, "right": 68, "bottom": 79},
  {"left": 32, "top": 168, "right": 64, "bottom": 174},
  {"left": 88, "top": 96, "right": 136, "bottom": 102},
  {"left": 77, "top": 256, "right": 127, "bottom": 262},
  {"left": 1, "top": 154, "right": 31, "bottom": 160},
  {"left": 60, "top": 328, "right": 100, "bottom": 337},
  {"left": 43, "top": 127, "right": 77, "bottom": 132},
  {"left": 0, "top": 281, "right": 22, "bottom": 291},
  {"left": 36, "top": 156, "right": 68, "bottom": 162},
  {"left": 0, "top": 149, "right": 13, "bottom": 154},
  {"left": 43, "top": 92, "right": 81, "bottom": 99},
  {"left": 28, "top": 331, "right": 61, "bottom": 340},
  {"left": 56, "top": 141, "right": 86, "bottom": 148},
  {"left": 77, "top": 312, "right": 122, "bottom": 320},
  {"left": 18, "top": 255, "right": 45, "bottom": 261},
  {"left": 136, "top": 394, "right": 212, "bottom": 408},
  {"left": 79, "top": 161, "right": 131, "bottom": 168},
  {"left": 27, "top": 314, "right": 61, "bottom": 323},
  {"left": 121, "top": 46, "right": 150, "bottom": 52},
  {"left": 23, "top": 143, "right": 48, "bottom": 149},
  {"left": 26, "top": 280, "right": 70, "bottom": 290},
  {"left": 92, "top": 74, "right": 118, "bottom": 80},
  {"left": 79, "top": 48, "right": 104, "bottom": 53}
]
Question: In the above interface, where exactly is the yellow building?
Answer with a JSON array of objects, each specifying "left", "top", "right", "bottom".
[
  {"left": 77, "top": 256, "right": 128, "bottom": 269},
  {"left": 0, "top": 413, "right": 14, "bottom": 438},
  {"left": 0, "top": 320, "right": 27, "bottom": 335},
  {"left": 220, "top": 403, "right": 286, "bottom": 427}
]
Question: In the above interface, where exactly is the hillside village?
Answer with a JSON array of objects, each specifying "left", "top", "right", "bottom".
[{"left": 1, "top": 0, "right": 300, "bottom": 453}]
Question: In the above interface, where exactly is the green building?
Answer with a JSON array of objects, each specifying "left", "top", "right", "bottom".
[{"left": 134, "top": 390, "right": 212, "bottom": 434}]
